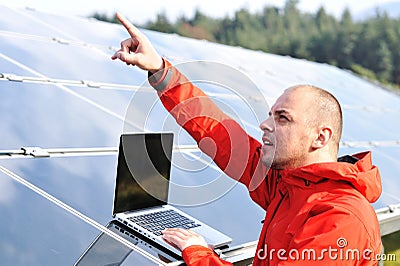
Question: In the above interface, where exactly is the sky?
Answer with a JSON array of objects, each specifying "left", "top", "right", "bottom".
[{"left": 0, "top": 0, "right": 397, "bottom": 24}]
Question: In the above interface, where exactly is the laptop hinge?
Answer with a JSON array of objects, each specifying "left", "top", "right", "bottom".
[{"left": 123, "top": 205, "right": 166, "bottom": 215}]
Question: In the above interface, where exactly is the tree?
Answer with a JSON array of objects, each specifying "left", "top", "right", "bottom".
[
  {"left": 376, "top": 41, "right": 394, "bottom": 82},
  {"left": 335, "top": 8, "right": 357, "bottom": 68},
  {"left": 145, "top": 11, "right": 175, "bottom": 34},
  {"left": 258, "top": 6, "right": 283, "bottom": 52},
  {"left": 308, "top": 7, "right": 339, "bottom": 64}
]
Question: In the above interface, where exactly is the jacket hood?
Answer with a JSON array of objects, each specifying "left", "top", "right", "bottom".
[{"left": 281, "top": 151, "right": 382, "bottom": 203}]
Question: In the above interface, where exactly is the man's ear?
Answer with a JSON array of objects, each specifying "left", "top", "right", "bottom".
[{"left": 312, "top": 126, "right": 333, "bottom": 149}]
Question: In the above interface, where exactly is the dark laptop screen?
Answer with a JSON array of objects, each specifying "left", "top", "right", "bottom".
[{"left": 113, "top": 133, "right": 173, "bottom": 215}]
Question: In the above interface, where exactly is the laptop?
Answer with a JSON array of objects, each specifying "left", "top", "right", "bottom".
[{"left": 113, "top": 132, "right": 232, "bottom": 256}]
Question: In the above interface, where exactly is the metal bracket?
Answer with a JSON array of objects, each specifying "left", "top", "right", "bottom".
[
  {"left": 388, "top": 204, "right": 398, "bottom": 213},
  {"left": 52, "top": 37, "right": 70, "bottom": 45},
  {"left": 21, "top": 147, "right": 50, "bottom": 158},
  {"left": 81, "top": 80, "right": 101, "bottom": 88},
  {"left": 3, "top": 73, "right": 24, "bottom": 82}
]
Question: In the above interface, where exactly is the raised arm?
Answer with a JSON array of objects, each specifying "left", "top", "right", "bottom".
[{"left": 112, "top": 13, "right": 268, "bottom": 201}]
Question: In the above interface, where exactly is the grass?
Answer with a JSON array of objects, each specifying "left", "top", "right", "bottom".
[{"left": 382, "top": 231, "right": 400, "bottom": 265}]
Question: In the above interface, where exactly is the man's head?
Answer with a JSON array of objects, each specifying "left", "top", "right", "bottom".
[{"left": 259, "top": 85, "right": 343, "bottom": 169}]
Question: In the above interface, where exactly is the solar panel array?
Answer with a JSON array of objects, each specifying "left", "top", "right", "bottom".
[{"left": 1, "top": 5, "right": 399, "bottom": 265}]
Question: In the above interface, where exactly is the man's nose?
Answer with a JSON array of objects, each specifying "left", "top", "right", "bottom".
[{"left": 259, "top": 117, "right": 274, "bottom": 132}]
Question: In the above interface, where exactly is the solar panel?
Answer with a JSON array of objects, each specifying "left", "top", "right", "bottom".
[{"left": 1, "top": 4, "right": 399, "bottom": 265}]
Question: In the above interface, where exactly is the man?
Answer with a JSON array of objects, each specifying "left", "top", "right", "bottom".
[{"left": 112, "top": 12, "right": 382, "bottom": 265}]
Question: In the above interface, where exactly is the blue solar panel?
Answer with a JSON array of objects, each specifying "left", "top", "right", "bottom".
[{"left": 1, "top": 4, "right": 399, "bottom": 265}]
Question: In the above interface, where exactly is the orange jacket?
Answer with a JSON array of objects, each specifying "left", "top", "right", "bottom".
[{"left": 149, "top": 59, "right": 383, "bottom": 265}]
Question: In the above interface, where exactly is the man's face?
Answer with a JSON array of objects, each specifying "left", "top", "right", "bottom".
[{"left": 259, "top": 87, "right": 316, "bottom": 169}]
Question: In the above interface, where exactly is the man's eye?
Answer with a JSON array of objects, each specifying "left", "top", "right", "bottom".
[{"left": 279, "top": 115, "right": 288, "bottom": 121}]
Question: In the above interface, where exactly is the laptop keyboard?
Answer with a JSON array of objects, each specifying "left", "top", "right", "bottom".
[{"left": 128, "top": 209, "right": 201, "bottom": 236}]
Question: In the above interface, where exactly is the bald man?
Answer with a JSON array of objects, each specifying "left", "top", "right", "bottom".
[{"left": 112, "top": 13, "right": 382, "bottom": 265}]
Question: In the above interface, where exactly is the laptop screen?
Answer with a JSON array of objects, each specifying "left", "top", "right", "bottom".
[{"left": 113, "top": 133, "right": 173, "bottom": 215}]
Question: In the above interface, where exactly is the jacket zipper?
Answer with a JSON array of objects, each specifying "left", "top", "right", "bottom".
[
  {"left": 264, "top": 173, "right": 288, "bottom": 239},
  {"left": 269, "top": 189, "right": 288, "bottom": 225}
]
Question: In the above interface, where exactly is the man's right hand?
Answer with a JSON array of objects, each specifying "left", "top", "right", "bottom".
[
  {"left": 111, "top": 12, "right": 164, "bottom": 73},
  {"left": 162, "top": 228, "right": 209, "bottom": 251}
]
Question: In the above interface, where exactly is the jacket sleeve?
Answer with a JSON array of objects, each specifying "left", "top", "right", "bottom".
[
  {"left": 278, "top": 205, "right": 382, "bottom": 265},
  {"left": 181, "top": 246, "right": 233, "bottom": 266},
  {"left": 148, "top": 59, "right": 273, "bottom": 209}
]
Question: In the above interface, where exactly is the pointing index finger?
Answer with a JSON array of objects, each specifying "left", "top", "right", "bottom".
[{"left": 116, "top": 12, "right": 142, "bottom": 40}]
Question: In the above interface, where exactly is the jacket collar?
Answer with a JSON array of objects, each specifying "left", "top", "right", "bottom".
[{"left": 278, "top": 151, "right": 382, "bottom": 203}]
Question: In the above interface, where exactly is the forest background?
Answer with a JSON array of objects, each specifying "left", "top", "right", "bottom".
[{"left": 94, "top": 0, "right": 400, "bottom": 88}]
